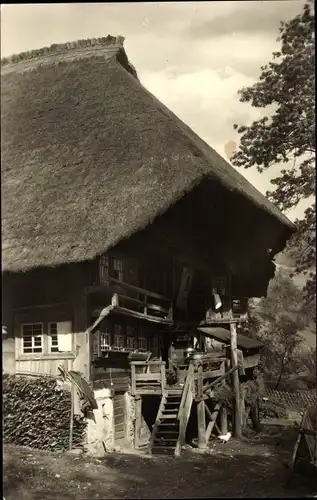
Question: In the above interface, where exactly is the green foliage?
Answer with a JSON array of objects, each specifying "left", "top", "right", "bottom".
[
  {"left": 259, "top": 399, "right": 288, "bottom": 420},
  {"left": 245, "top": 273, "right": 310, "bottom": 390},
  {"left": 232, "top": 1, "right": 315, "bottom": 304},
  {"left": 3, "top": 374, "right": 86, "bottom": 451}
]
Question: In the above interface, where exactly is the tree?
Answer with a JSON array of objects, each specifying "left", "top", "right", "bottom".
[
  {"left": 232, "top": 1, "right": 315, "bottom": 304},
  {"left": 246, "top": 272, "right": 307, "bottom": 390}
]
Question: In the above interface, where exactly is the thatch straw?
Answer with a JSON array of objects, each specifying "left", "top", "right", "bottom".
[{"left": 1, "top": 36, "right": 295, "bottom": 272}]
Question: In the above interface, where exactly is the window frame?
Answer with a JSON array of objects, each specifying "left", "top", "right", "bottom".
[
  {"left": 16, "top": 318, "right": 75, "bottom": 360},
  {"left": 21, "top": 322, "right": 44, "bottom": 355}
]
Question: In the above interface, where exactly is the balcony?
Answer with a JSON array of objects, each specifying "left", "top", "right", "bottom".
[{"left": 87, "top": 277, "right": 173, "bottom": 325}]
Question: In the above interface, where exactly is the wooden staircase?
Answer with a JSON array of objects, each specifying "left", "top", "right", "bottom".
[{"left": 149, "top": 364, "right": 195, "bottom": 456}]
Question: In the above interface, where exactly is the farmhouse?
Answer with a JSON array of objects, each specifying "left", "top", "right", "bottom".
[{"left": 1, "top": 36, "right": 296, "bottom": 455}]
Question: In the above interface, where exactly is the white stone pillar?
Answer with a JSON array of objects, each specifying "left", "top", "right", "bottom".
[{"left": 85, "top": 388, "right": 114, "bottom": 456}]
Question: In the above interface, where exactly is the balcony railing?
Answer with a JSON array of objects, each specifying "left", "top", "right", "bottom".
[
  {"left": 88, "top": 277, "right": 173, "bottom": 324},
  {"left": 130, "top": 361, "right": 166, "bottom": 395}
]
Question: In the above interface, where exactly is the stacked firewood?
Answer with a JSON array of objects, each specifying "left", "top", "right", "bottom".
[{"left": 3, "top": 374, "right": 86, "bottom": 451}]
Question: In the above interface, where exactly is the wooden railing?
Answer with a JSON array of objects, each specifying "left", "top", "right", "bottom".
[
  {"left": 130, "top": 361, "right": 166, "bottom": 395},
  {"left": 87, "top": 278, "right": 173, "bottom": 321},
  {"left": 175, "top": 363, "right": 195, "bottom": 456}
]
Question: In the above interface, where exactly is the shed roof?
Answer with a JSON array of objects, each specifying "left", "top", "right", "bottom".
[
  {"left": 1, "top": 36, "right": 295, "bottom": 272},
  {"left": 198, "top": 326, "right": 264, "bottom": 350}
]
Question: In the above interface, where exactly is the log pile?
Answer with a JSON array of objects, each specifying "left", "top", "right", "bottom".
[{"left": 3, "top": 374, "right": 87, "bottom": 451}]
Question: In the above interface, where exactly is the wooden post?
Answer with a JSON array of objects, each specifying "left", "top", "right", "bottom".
[
  {"left": 197, "top": 400, "right": 207, "bottom": 449},
  {"left": 134, "top": 396, "right": 142, "bottom": 448},
  {"left": 161, "top": 362, "right": 166, "bottom": 393},
  {"left": 131, "top": 363, "right": 136, "bottom": 395},
  {"left": 220, "top": 404, "right": 228, "bottom": 434},
  {"left": 220, "top": 360, "right": 228, "bottom": 434},
  {"left": 240, "top": 386, "right": 246, "bottom": 431},
  {"left": 197, "top": 364, "right": 203, "bottom": 400},
  {"left": 230, "top": 321, "right": 242, "bottom": 438},
  {"left": 205, "top": 403, "right": 221, "bottom": 442},
  {"left": 69, "top": 381, "right": 75, "bottom": 451}
]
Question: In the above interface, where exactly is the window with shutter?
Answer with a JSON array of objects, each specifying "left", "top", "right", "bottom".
[{"left": 48, "top": 321, "right": 72, "bottom": 353}]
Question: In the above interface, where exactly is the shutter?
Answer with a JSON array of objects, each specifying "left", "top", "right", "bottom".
[{"left": 57, "top": 321, "right": 73, "bottom": 352}]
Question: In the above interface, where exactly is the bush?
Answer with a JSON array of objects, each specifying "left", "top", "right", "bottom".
[
  {"left": 3, "top": 374, "right": 87, "bottom": 451},
  {"left": 259, "top": 399, "right": 288, "bottom": 419}
]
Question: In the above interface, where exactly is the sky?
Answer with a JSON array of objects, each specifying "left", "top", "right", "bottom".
[{"left": 1, "top": 1, "right": 311, "bottom": 221}]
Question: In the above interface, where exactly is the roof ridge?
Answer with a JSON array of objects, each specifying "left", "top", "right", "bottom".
[{"left": 1, "top": 35, "right": 125, "bottom": 67}]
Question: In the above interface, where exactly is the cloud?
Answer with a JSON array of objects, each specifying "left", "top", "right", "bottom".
[
  {"left": 184, "top": 0, "right": 305, "bottom": 39},
  {"left": 141, "top": 66, "right": 264, "bottom": 169}
]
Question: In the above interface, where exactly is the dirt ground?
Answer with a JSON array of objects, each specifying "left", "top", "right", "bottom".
[{"left": 3, "top": 425, "right": 316, "bottom": 499}]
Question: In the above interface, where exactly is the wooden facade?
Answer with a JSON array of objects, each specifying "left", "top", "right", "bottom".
[{"left": 2, "top": 239, "right": 262, "bottom": 455}]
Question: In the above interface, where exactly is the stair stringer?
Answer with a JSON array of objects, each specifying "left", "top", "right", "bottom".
[
  {"left": 175, "top": 365, "right": 195, "bottom": 457},
  {"left": 148, "top": 391, "right": 167, "bottom": 454}
]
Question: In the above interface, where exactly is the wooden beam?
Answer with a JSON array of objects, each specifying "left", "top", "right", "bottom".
[
  {"left": 160, "top": 362, "right": 166, "bottom": 393},
  {"left": 205, "top": 403, "right": 220, "bottom": 443},
  {"left": 197, "top": 399, "right": 207, "bottom": 449},
  {"left": 197, "top": 365, "right": 204, "bottom": 400},
  {"left": 130, "top": 363, "right": 136, "bottom": 395},
  {"left": 203, "top": 364, "right": 239, "bottom": 392},
  {"left": 230, "top": 322, "right": 242, "bottom": 438},
  {"left": 220, "top": 405, "right": 228, "bottom": 434},
  {"left": 237, "top": 349, "right": 245, "bottom": 376}
]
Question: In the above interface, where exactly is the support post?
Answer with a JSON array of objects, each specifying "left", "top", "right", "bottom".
[
  {"left": 197, "top": 364, "right": 203, "bottom": 400},
  {"left": 240, "top": 386, "right": 246, "bottom": 430},
  {"left": 69, "top": 381, "right": 75, "bottom": 451},
  {"left": 230, "top": 321, "right": 242, "bottom": 438},
  {"left": 134, "top": 396, "right": 142, "bottom": 448},
  {"left": 131, "top": 363, "right": 136, "bottom": 395},
  {"left": 160, "top": 362, "right": 166, "bottom": 393},
  {"left": 197, "top": 400, "right": 207, "bottom": 449},
  {"left": 220, "top": 404, "right": 228, "bottom": 435}
]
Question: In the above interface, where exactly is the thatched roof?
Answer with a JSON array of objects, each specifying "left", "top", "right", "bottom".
[{"left": 1, "top": 36, "right": 295, "bottom": 273}]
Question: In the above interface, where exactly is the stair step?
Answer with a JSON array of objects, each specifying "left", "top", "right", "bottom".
[
  {"left": 156, "top": 431, "right": 179, "bottom": 437},
  {"left": 154, "top": 441, "right": 177, "bottom": 447},
  {"left": 163, "top": 407, "right": 180, "bottom": 412},
  {"left": 157, "top": 420, "right": 179, "bottom": 430},
  {"left": 152, "top": 446, "right": 176, "bottom": 456},
  {"left": 154, "top": 437, "right": 178, "bottom": 443},
  {"left": 160, "top": 413, "right": 178, "bottom": 419}
]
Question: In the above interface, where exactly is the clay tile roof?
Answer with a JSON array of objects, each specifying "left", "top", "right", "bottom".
[{"left": 264, "top": 389, "right": 317, "bottom": 411}]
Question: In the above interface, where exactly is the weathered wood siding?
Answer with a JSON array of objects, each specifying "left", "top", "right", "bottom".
[
  {"left": 15, "top": 358, "right": 73, "bottom": 376},
  {"left": 113, "top": 393, "right": 126, "bottom": 446},
  {"left": 3, "top": 263, "right": 90, "bottom": 379},
  {"left": 70, "top": 264, "right": 90, "bottom": 380},
  {"left": 2, "top": 273, "right": 15, "bottom": 374}
]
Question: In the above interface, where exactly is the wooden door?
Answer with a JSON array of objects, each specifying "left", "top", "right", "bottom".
[{"left": 113, "top": 393, "right": 126, "bottom": 447}]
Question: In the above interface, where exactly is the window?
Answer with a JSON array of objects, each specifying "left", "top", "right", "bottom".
[
  {"left": 22, "top": 323, "right": 43, "bottom": 354},
  {"left": 113, "top": 258, "right": 124, "bottom": 281},
  {"left": 138, "top": 330, "right": 148, "bottom": 352},
  {"left": 99, "top": 254, "right": 109, "bottom": 284},
  {"left": 48, "top": 321, "right": 72, "bottom": 353},
  {"left": 126, "top": 325, "right": 137, "bottom": 351},
  {"left": 113, "top": 324, "right": 125, "bottom": 349},
  {"left": 100, "top": 330, "right": 111, "bottom": 352},
  {"left": 20, "top": 320, "right": 73, "bottom": 356}
]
